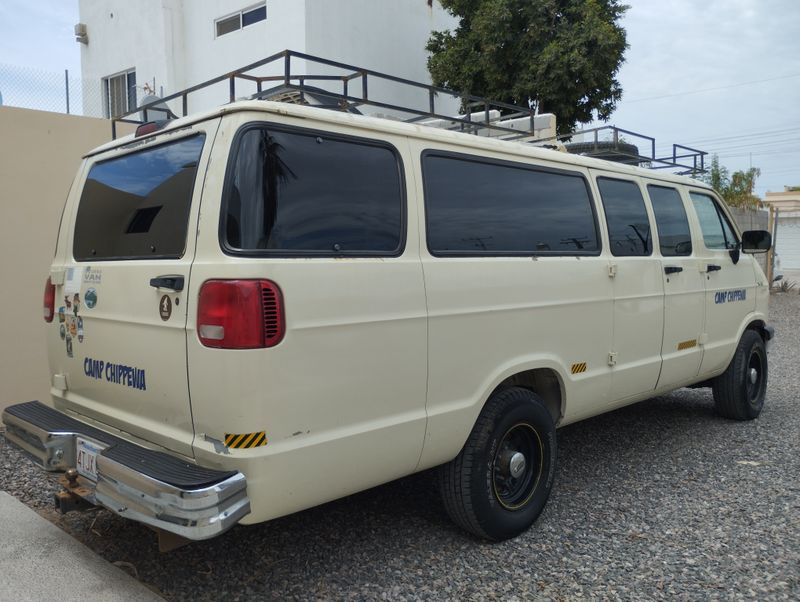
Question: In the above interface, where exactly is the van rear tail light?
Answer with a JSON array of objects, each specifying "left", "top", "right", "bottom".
[
  {"left": 43, "top": 277, "right": 55, "bottom": 322},
  {"left": 197, "top": 280, "right": 284, "bottom": 349}
]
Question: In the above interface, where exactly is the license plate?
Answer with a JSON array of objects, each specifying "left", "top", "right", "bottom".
[{"left": 75, "top": 437, "right": 105, "bottom": 481}]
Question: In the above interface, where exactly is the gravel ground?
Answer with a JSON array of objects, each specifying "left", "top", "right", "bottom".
[{"left": 2, "top": 293, "right": 798, "bottom": 601}]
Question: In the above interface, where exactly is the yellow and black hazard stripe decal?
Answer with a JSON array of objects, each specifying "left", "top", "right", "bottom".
[
  {"left": 224, "top": 431, "right": 267, "bottom": 449},
  {"left": 571, "top": 362, "right": 588, "bottom": 375},
  {"left": 677, "top": 339, "right": 698, "bottom": 351}
]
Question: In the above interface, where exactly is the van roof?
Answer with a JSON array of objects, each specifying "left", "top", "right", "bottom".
[{"left": 89, "top": 100, "right": 713, "bottom": 191}]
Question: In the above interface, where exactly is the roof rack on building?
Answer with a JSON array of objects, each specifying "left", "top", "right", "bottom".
[{"left": 114, "top": 49, "right": 706, "bottom": 175}]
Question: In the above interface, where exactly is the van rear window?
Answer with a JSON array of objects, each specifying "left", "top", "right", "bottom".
[
  {"left": 222, "top": 126, "right": 404, "bottom": 256},
  {"left": 73, "top": 135, "right": 205, "bottom": 261},
  {"left": 423, "top": 152, "right": 599, "bottom": 255}
]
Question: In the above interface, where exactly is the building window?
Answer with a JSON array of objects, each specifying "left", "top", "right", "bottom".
[
  {"left": 103, "top": 70, "right": 136, "bottom": 118},
  {"left": 215, "top": 4, "right": 267, "bottom": 37}
]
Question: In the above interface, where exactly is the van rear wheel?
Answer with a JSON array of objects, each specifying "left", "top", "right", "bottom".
[
  {"left": 438, "top": 387, "right": 556, "bottom": 541},
  {"left": 712, "top": 330, "right": 768, "bottom": 420}
]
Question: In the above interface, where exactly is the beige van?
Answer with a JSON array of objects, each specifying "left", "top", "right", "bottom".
[{"left": 3, "top": 99, "right": 773, "bottom": 545}]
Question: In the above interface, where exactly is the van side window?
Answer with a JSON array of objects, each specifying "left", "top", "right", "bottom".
[
  {"left": 223, "top": 126, "right": 404, "bottom": 255},
  {"left": 423, "top": 152, "right": 599, "bottom": 255},
  {"left": 597, "top": 178, "right": 652, "bottom": 257},
  {"left": 73, "top": 135, "right": 205, "bottom": 261},
  {"left": 647, "top": 185, "right": 692, "bottom": 256},
  {"left": 689, "top": 192, "right": 738, "bottom": 250}
]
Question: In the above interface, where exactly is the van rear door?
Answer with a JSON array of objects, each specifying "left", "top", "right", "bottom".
[{"left": 50, "top": 120, "right": 219, "bottom": 457}]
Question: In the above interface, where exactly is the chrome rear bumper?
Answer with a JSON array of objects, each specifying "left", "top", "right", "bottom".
[{"left": 2, "top": 401, "right": 249, "bottom": 541}]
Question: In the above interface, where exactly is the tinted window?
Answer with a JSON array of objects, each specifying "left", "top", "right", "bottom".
[
  {"left": 223, "top": 127, "right": 403, "bottom": 255},
  {"left": 690, "top": 192, "right": 738, "bottom": 250},
  {"left": 216, "top": 14, "right": 240, "bottom": 36},
  {"left": 597, "top": 178, "right": 652, "bottom": 256},
  {"left": 242, "top": 5, "right": 266, "bottom": 26},
  {"left": 73, "top": 135, "right": 205, "bottom": 261},
  {"left": 424, "top": 154, "right": 599, "bottom": 255},
  {"left": 648, "top": 185, "right": 692, "bottom": 256}
]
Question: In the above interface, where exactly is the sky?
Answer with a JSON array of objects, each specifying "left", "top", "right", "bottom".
[{"left": 0, "top": 0, "right": 798, "bottom": 196}]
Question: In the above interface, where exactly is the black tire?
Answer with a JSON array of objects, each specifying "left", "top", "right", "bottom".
[
  {"left": 438, "top": 387, "right": 557, "bottom": 541},
  {"left": 712, "top": 330, "right": 768, "bottom": 420}
]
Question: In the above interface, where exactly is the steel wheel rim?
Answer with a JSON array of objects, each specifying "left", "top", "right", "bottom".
[
  {"left": 492, "top": 423, "right": 543, "bottom": 511},
  {"left": 746, "top": 348, "right": 765, "bottom": 404}
]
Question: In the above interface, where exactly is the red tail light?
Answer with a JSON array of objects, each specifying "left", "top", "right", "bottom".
[
  {"left": 43, "top": 277, "right": 55, "bottom": 322},
  {"left": 197, "top": 280, "right": 285, "bottom": 349}
]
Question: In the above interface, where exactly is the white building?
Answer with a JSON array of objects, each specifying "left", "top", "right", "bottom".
[{"left": 77, "top": 0, "right": 458, "bottom": 119}]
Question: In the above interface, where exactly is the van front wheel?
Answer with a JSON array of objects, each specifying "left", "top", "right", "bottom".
[
  {"left": 438, "top": 387, "right": 557, "bottom": 541},
  {"left": 712, "top": 330, "right": 768, "bottom": 420}
]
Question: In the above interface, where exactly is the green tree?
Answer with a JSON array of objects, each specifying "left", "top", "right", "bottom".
[
  {"left": 700, "top": 154, "right": 761, "bottom": 209},
  {"left": 426, "top": 0, "right": 629, "bottom": 134}
]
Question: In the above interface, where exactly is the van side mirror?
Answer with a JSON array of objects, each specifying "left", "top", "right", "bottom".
[{"left": 741, "top": 230, "right": 771, "bottom": 253}]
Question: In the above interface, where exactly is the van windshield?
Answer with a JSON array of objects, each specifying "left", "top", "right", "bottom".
[{"left": 73, "top": 135, "right": 205, "bottom": 261}]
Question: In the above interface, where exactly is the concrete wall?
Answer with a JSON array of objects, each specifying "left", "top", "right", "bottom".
[{"left": 0, "top": 107, "right": 129, "bottom": 412}]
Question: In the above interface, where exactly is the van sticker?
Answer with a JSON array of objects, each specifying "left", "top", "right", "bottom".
[
  {"left": 59, "top": 324, "right": 66, "bottom": 340},
  {"left": 64, "top": 267, "right": 82, "bottom": 295},
  {"left": 58, "top": 307, "right": 66, "bottom": 323},
  {"left": 714, "top": 289, "right": 747, "bottom": 304},
  {"left": 64, "top": 296, "right": 71, "bottom": 310},
  {"left": 77, "top": 317, "right": 84, "bottom": 343},
  {"left": 72, "top": 294, "right": 80, "bottom": 315},
  {"left": 67, "top": 316, "right": 77, "bottom": 337},
  {"left": 224, "top": 432, "right": 267, "bottom": 449},
  {"left": 83, "top": 266, "right": 102, "bottom": 285},
  {"left": 159, "top": 295, "right": 172, "bottom": 321},
  {"left": 84, "top": 357, "right": 147, "bottom": 391},
  {"left": 677, "top": 339, "right": 697, "bottom": 351},
  {"left": 570, "top": 362, "right": 588, "bottom": 374},
  {"left": 84, "top": 289, "right": 98, "bottom": 309},
  {"left": 65, "top": 334, "right": 73, "bottom": 358}
]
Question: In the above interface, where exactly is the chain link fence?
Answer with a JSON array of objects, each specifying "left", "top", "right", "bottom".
[{"left": 0, "top": 63, "right": 105, "bottom": 118}]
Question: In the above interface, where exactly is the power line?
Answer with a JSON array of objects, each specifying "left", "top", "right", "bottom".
[
  {"left": 623, "top": 73, "right": 800, "bottom": 103},
  {"left": 680, "top": 126, "right": 800, "bottom": 146}
]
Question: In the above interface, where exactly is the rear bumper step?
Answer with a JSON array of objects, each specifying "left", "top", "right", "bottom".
[{"left": 2, "top": 401, "right": 250, "bottom": 540}]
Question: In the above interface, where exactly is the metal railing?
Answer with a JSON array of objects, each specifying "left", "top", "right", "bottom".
[
  {"left": 109, "top": 49, "right": 707, "bottom": 175},
  {"left": 538, "top": 126, "right": 707, "bottom": 176},
  {"left": 113, "top": 49, "right": 546, "bottom": 140}
]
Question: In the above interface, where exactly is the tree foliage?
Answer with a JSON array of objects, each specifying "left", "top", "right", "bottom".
[
  {"left": 426, "top": 0, "right": 629, "bottom": 134},
  {"left": 700, "top": 155, "right": 762, "bottom": 209}
]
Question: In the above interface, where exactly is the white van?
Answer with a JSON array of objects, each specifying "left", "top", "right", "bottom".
[{"left": 3, "top": 99, "right": 774, "bottom": 546}]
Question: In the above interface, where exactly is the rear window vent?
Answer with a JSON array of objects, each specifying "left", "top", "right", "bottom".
[{"left": 261, "top": 282, "right": 284, "bottom": 347}]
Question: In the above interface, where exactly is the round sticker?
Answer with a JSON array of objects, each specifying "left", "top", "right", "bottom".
[
  {"left": 159, "top": 295, "right": 172, "bottom": 321},
  {"left": 85, "top": 288, "right": 97, "bottom": 309}
]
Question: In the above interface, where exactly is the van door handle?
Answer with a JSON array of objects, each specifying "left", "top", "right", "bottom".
[
  {"left": 664, "top": 266, "right": 683, "bottom": 275},
  {"left": 149, "top": 275, "right": 184, "bottom": 291},
  {"left": 707, "top": 264, "right": 722, "bottom": 272}
]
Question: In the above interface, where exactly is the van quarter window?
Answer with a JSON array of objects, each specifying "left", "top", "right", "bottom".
[
  {"left": 597, "top": 177, "right": 652, "bottom": 257},
  {"left": 423, "top": 152, "right": 599, "bottom": 255},
  {"left": 73, "top": 135, "right": 205, "bottom": 261},
  {"left": 689, "top": 192, "right": 738, "bottom": 250},
  {"left": 222, "top": 126, "right": 404, "bottom": 256},
  {"left": 647, "top": 184, "right": 692, "bottom": 257}
]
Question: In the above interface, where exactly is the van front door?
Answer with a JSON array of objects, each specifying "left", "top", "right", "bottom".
[
  {"left": 688, "top": 190, "right": 757, "bottom": 375},
  {"left": 647, "top": 184, "right": 705, "bottom": 390}
]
